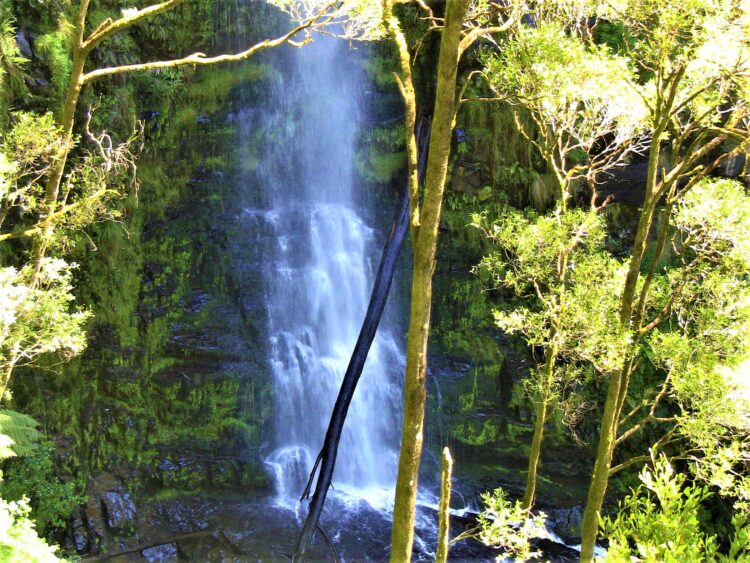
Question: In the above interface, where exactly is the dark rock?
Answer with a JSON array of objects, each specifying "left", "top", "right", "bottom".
[
  {"left": 71, "top": 511, "right": 89, "bottom": 552},
  {"left": 531, "top": 537, "right": 580, "bottom": 562},
  {"left": 454, "top": 128, "right": 470, "bottom": 143},
  {"left": 719, "top": 152, "right": 746, "bottom": 178},
  {"left": 89, "top": 472, "right": 122, "bottom": 498},
  {"left": 103, "top": 490, "right": 137, "bottom": 530},
  {"left": 551, "top": 505, "right": 584, "bottom": 543},
  {"left": 521, "top": 12, "right": 538, "bottom": 26},
  {"left": 139, "top": 110, "right": 160, "bottom": 121},
  {"left": 16, "top": 30, "right": 33, "bottom": 59},
  {"left": 158, "top": 500, "right": 204, "bottom": 533},
  {"left": 595, "top": 161, "right": 649, "bottom": 207},
  {"left": 142, "top": 542, "right": 178, "bottom": 562},
  {"left": 84, "top": 497, "right": 106, "bottom": 541},
  {"left": 451, "top": 165, "right": 483, "bottom": 194},
  {"left": 182, "top": 290, "right": 211, "bottom": 313}
]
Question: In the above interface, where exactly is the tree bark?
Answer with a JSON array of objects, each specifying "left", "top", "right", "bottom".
[
  {"left": 382, "top": 0, "right": 421, "bottom": 238},
  {"left": 390, "top": 2, "right": 468, "bottom": 561},
  {"left": 436, "top": 447, "right": 453, "bottom": 563},
  {"left": 521, "top": 383, "right": 550, "bottom": 509},
  {"left": 32, "top": 0, "right": 91, "bottom": 274}
]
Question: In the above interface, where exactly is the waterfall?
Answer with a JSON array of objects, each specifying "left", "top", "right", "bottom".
[{"left": 240, "top": 36, "right": 404, "bottom": 508}]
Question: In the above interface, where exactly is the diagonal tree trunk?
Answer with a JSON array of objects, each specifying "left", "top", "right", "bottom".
[
  {"left": 293, "top": 114, "right": 431, "bottom": 559},
  {"left": 293, "top": 181, "right": 410, "bottom": 559}
]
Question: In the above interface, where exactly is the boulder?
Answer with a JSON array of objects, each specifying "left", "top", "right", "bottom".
[
  {"left": 70, "top": 511, "right": 89, "bottom": 553},
  {"left": 142, "top": 543, "right": 178, "bottom": 562},
  {"left": 103, "top": 490, "right": 137, "bottom": 531}
]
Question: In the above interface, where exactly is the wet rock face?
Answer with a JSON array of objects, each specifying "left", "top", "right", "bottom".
[
  {"left": 71, "top": 512, "right": 89, "bottom": 553},
  {"left": 551, "top": 505, "right": 584, "bottom": 544},
  {"left": 78, "top": 473, "right": 138, "bottom": 552},
  {"left": 83, "top": 497, "right": 106, "bottom": 546}
]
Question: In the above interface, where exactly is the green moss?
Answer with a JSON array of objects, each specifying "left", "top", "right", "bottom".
[{"left": 355, "top": 149, "right": 406, "bottom": 184}]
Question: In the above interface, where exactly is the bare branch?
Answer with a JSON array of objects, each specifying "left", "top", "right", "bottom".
[
  {"left": 638, "top": 281, "right": 684, "bottom": 336},
  {"left": 82, "top": 8, "right": 333, "bottom": 83},
  {"left": 609, "top": 455, "right": 650, "bottom": 476},
  {"left": 84, "top": 0, "right": 185, "bottom": 51},
  {"left": 458, "top": 20, "right": 514, "bottom": 58},
  {"left": 616, "top": 374, "right": 673, "bottom": 446}
]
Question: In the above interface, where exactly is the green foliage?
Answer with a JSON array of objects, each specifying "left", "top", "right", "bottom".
[
  {"left": 476, "top": 205, "right": 628, "bottom": 374},
  {"left": 673, "top": 178, "right": 750, "bottom": 271},
  {"left": 593, "top": 20, "right": 636, "bottom": 56},
  {"left": 602, "top": 455, "right": 750, "bottom": 562},
  {"left": 484, "top": 22, "right": 641, "bottom": 127},
  {"left": 1, "top": 112, "right": 66, "bottom": 231},
  {"left": 0, "top": 16, "right": 28, "bottom": 123},
  {"left": 0, "top": 496, "right": 61, "bottom": 562},
  {"left": 470, "top": 487, "right": 546, "bottom": 562},
  {"left": 355, "top": 120, "right": 406, "bottom": 185},
  {"left": 600, "top": 0, "right": 750, "bottom": 123},
  {"left": 2, "top": 110, "right": 137, "bottom": 255},
  {"left": 481, "top": 21, "right": 646, "bottom": 191},
  {"left": 642, "top": 179, "right": 750, "bottom": 500},
  {"left": 355, "top": 149, "right": 406, "bottom": 184},
  {"left": 0, "top": 442, "right": 84, "bottom": 537},
  {"left": 3, "top": 112, "right": 66, "bottom": 178},
  {"left": 0, "top": 259, "right": 90, "bottom": 387},
  {"left": 0, "top": 410, "right": 39, "bottom": 459},
  {"left": 35, "top": 18, "right": 74, "bottom": 105}
]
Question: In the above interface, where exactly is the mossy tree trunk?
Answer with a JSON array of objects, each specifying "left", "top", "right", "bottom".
[
  {"left": 388, "top": 2, "right": 469, "bottom": 561},
  {"left": 578, "top": 143, "right": 663, "bottom": 561},
  {"left": 521, "top": 341, "right": 557, "bottom": 509},
  {"left": 578, "top": 72, "right": 672, "bottom": 557},
  {"left": 436, "top": 447, "right": 453, "bottom": 563}
]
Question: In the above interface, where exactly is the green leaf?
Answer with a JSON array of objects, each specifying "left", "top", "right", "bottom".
[{"left": 0, "top": 410, "right": 39, "bottom": 460}]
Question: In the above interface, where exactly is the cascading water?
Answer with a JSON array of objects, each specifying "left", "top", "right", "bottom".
[{"left": 240, "top": 36, "right": 404, "bottom": 509}]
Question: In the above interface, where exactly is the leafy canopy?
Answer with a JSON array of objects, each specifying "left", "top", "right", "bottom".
[
  {"left": 601, "top": 454, "right": 750, "bottom": 563},
  {"left": 475, "top": 206, "right": 628, "bottom": 374}
]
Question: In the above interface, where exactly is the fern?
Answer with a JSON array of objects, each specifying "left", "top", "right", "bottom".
[
  {"left": 0, "top": 16, "right": 29, "bottom": 119},
  {"left": 0, "top": 410, "right": 40, "bottom": 459}
]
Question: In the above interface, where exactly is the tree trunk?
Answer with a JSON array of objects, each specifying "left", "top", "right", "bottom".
[
  {"left": 32, "top": 2, "right": 90, "bottom": 274},
  {"left": 382, "top": 0, "right": 420, "bottom": 237},
  {"left": 579, "top": 137, "right": 664, "bottom": 561},
  {"left": 521, "top": 392, "right": 549, "bottom": 509},
  {"left": 436, "top": 447, "right": 453, "bottom": 563},
  {"left": 390, "top": 2, "right": 468, "bottom": 561},
  {"left": 521, "top": 338, "right": 558, "bottom": 510}
]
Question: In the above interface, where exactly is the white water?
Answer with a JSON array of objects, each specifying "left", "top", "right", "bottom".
[{"left": 242, "top": 36, "right": 404, "bottom": 509}]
